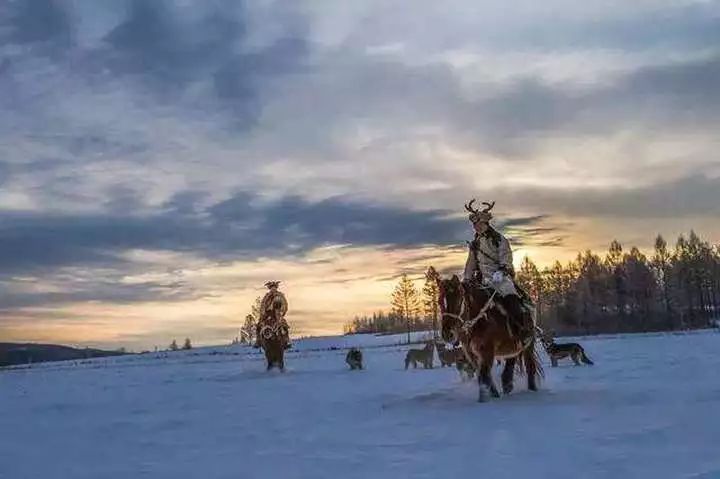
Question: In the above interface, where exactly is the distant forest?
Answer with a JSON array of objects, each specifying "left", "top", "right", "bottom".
[
  {"left": 517, "top": 231, "right": 719, "bottom": 335},
  {"left": 344, "top": 231, "right": 720, "bottom": 337}
]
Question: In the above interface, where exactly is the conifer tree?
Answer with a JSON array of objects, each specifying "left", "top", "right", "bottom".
[
  {"left": 422, "top": 269, "right": 440, "bottom": 339},
  {"left": 391, "top": 274, "right": 421, "bottom": 344}
]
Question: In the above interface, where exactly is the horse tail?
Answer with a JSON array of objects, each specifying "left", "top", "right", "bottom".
[
  {"left": 518, "top": 340, "right": 544, "bottom": 380},
  {"left": 528, "top": 343, "right": 545, "bottom": 379}
]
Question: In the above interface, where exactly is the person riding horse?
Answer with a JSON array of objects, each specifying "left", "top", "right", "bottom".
[
  {"left": 462, "top": 199, "right": 532, "bottom": 339},
  {"left": 253, "top": 281, "right": 292, "bottom": 350}
]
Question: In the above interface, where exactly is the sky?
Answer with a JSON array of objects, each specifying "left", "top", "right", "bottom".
[{"left": 1, "top": 0, "right": 719, "bottom": 350}]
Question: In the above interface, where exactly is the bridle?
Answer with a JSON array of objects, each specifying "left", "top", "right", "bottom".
[{"left": 446, "top": 281, "right": 499, "bottom": 333}]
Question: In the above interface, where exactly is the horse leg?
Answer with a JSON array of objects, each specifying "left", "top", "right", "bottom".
[
  {"left": 478, "top": 349, "right": 500, "bottom": 401},
  {"left": 501, "top": 357, "right": 517, "bottom": 395},
  {"left": 265, "top": 349, "right": 273, "bottom": 371}
]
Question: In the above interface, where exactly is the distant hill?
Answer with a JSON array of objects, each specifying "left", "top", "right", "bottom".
[{"left": 0, "top": 343, "right": 127, "bottom": 367}]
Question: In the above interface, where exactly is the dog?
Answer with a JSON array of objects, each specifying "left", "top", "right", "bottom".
[
  {"left": 540, "top": 334, "right": 593, "bottom": 367},
  {"left": 454, "top": 349, "right": 476, "bottom": 381},
  {"left": 346, "top": 347, "right": 363, "bottom": 370},
  {"left": 404, "top": 341, "right": 434, "bottom": 369},
  {"left": 435, "top": 341, "right": 459, "bottom": 367}
]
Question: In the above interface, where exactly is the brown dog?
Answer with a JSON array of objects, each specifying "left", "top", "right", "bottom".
[{"left": 405, "top": 342, "right": 434, "bottom": 369}]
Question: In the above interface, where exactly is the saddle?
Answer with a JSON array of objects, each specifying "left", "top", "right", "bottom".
[{"left": 463, "top": 278, "right": 535, "bottom": 343}]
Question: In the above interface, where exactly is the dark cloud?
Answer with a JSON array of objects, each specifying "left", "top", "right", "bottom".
[
  {"left": 0, "top": 195, "right": 454, "bottom": 275},
  {"left": 1, "top": 193, "right": 547, "bottom": 311},
  {"left": 3, "top": 0, "right": 73, "bottom": 48},
  {"left": 267, "top": 48, "right": 720, "bottom": 162},
  {"left": 504, "top": 174, "right": 720, "bottom": 219},
  {"left": 0, "top": 0, "right": 308, "bottom": 131},
  {"left": 0, "top": 279, "right": 197, "bottom": 311},
  {"left": 454, "top": 54, "right": 720, "bottom": 156},
  {"left": 97, "top": 0, "right": 306, "bottom": 125},
  {"left": 0, "top": 192, "right": 556, "bottom": 274}
]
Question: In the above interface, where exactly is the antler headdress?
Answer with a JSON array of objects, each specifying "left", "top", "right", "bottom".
[{"left": 465, "top": 199, "right": 495, "bottom": 224}]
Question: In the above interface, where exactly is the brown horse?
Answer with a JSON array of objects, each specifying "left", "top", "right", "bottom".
[
  {"left": 432, "top": 271, "right": 542, "bottom": 402},
  {"left": 258, "top": 308, "right": 288, "bottom": 372}
]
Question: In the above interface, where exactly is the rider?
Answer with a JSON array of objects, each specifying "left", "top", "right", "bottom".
[
  {"left": 462, "top": 199, "right": 531, "bottom": 338},
  {"left": 253, "top": 281, "right": 292, "bottom": 350}
]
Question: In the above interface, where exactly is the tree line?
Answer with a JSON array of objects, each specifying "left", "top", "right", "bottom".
[
  {"left": 343, "top": 273, "right": 440, "bottom": 342},
  {"left": 516, "top": 231, "right": 720, "bottom": 335},
  {"left": 343, "top": 230, "right": 719, "bottom": 338}
]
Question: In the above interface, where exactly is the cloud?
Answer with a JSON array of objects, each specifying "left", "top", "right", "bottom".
[
  {"left": 4, "top": 0, "right": 73, "bottom": 48},
  {"left": 0, "top": 194, "right": 459, "bottom": 274},
  {"left": 0, "top": 278, "right": 197, "bottom": 310},
  {"left": 502, "top": 174, "right": 720, "bottom": 219}
]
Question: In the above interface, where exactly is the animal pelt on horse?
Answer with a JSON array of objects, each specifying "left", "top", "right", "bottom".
[
  {"left": 257, "top": 293, "right": 290, "bottom": 371},
  {"left": 540, "top": 333, "right": 594, "bottom": 367},
  {"left": 404, "top": 342, "right": 434, "bottom": 369},
  {"left": 346, "top": 347, "right": 363, "bottom": 370},
  {"left": 432, "top": 270, "right": 543, "bottom": 402}
]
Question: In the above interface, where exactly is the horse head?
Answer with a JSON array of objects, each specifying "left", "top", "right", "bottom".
[{"left": 435, "top": 273, "right": 465, "bottom": 345}]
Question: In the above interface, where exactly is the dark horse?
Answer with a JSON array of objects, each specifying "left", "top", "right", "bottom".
[
  {"left": 430, "top": 269, "right": 542, "bottom": 402},
  {"left": 258, "top": 306, "right": 288, "bottom": 372}
]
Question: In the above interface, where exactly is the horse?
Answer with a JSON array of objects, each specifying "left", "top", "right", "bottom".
[
  {"left": 431, "top": 270, "right": 542, "bottom": 402},
  {"left": 258, "top": 307, "right": 289, "bottom": 372}
]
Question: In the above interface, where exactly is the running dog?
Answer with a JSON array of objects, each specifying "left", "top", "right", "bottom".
[{"left": 346, "top": 347, "right": 363, "bottom": 370}]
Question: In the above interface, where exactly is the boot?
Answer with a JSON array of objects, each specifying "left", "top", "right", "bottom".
[{"left": 502, "top": 295, "right": 528, "bottom": 339}]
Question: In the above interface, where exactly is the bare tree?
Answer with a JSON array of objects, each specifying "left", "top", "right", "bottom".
[{"left": 240, "top": 314, "right": 257, "bottom": 345}]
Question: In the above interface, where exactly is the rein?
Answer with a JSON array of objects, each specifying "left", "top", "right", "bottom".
[
  {"left": 440, "top": 282, "right": 498, "bottom": 333},
  {"left": 461, "top": 286, "right": 498, "bottom": 333}
]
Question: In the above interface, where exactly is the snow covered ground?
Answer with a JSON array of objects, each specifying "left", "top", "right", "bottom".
[{"left": 2, "top": 330, "right": 720, "bottom": 479}]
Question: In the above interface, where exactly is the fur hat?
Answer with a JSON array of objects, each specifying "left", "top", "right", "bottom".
[{"left": 465, "top": 199, "right": 495, "bottom": 224}]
